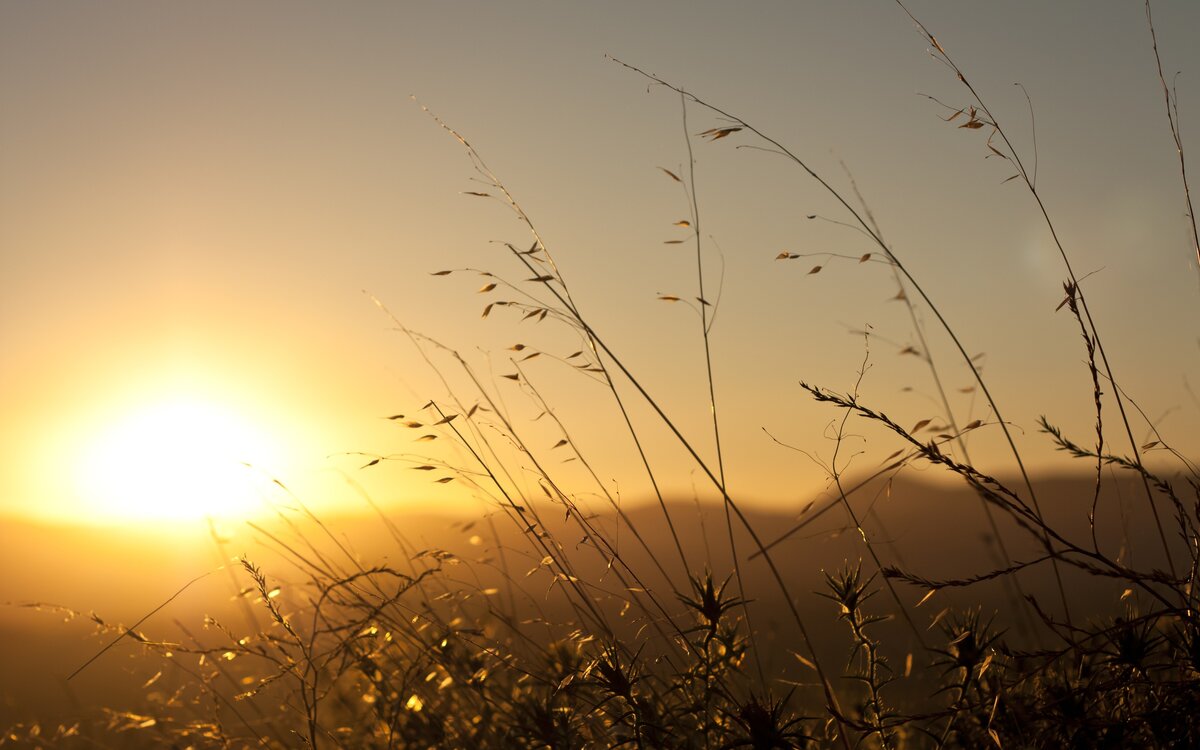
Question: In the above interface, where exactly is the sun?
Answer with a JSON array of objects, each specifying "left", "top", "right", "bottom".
[{"left": 76, "top": 398, "right": 285, "bottom": 522}]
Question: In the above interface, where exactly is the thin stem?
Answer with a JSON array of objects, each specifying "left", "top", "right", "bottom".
[
  {"left": 680, "top": 90, "right": 766, "bottom": 688},
  {"left": 1145, "top": 0, "right": 1200, "bottom": 276},
  {"left": 894, "top": 0, "right": 1177, "bottom": 580},
  {"left": 610, "top": 55, "right": 1075, "bottom": 624}
]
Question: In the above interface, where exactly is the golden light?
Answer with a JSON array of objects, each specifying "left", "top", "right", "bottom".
[{"left": 75, "top": 398, "right": 285, "bottom": 522}]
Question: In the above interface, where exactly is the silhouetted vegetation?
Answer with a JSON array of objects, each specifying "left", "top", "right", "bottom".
[{"left": 6, "top": 2, "right": 1198, "bottom": 747}]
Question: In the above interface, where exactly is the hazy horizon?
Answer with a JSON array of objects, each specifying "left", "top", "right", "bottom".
[{"left": 2, "top": 470, "right": 1168, "bottom": 730}]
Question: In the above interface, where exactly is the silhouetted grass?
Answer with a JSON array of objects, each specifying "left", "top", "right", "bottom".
[{"left": 7, "top": 2, "right": 1199, "bottom": 747}]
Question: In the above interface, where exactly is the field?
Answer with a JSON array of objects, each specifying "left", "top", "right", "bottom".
[{"left": 2, "top": 2, "right": 1199, "bottom": 748}]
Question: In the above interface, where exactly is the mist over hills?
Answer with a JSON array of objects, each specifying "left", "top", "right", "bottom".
[{"left": 1, "top": 469, "right": 1176, "bottom": 728}]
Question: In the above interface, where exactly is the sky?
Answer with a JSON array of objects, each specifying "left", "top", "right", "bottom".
[{"left": 1, "top": 1, "right": 1198, "bottom": 525}]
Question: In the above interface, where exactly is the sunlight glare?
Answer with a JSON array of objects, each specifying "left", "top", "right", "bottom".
[{"left": 76, "top": 399, "right": 284, "bottom": 522}]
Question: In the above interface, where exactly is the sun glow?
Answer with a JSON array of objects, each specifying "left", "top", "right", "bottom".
[{"left": 76, "top": 399, "right": 285, "bottom": 522}]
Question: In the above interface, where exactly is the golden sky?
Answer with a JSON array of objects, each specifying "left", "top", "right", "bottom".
[{"left": 2, "top": 2, "right": 1197, "bottom": 525}]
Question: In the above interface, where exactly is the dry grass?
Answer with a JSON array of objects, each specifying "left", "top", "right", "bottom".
[{"left": 6, "top": 2, "right": 1199, "bottom": 748}]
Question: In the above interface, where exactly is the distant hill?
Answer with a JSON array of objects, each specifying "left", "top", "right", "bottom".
[{"left": 1, "top": 469, "right": 1178, "bottom": 728}]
